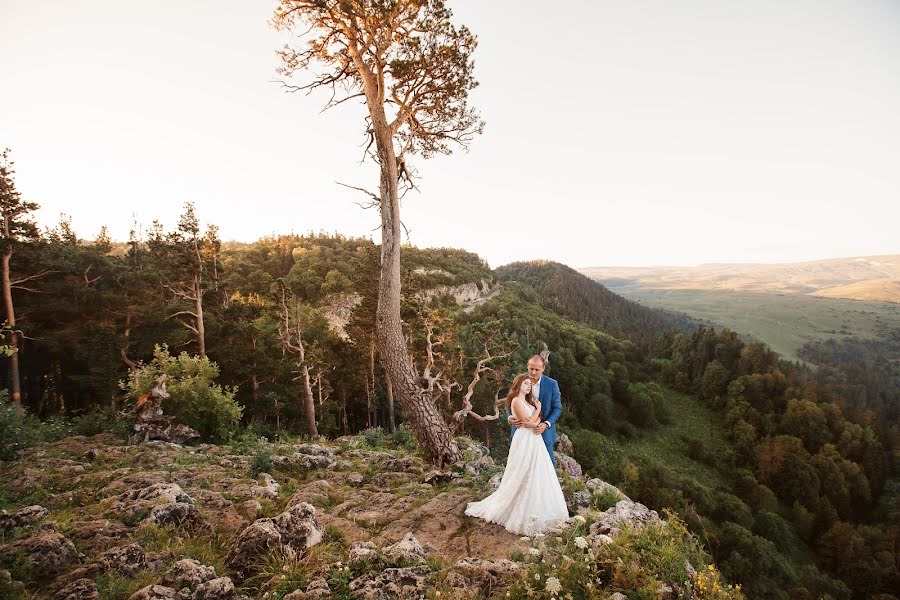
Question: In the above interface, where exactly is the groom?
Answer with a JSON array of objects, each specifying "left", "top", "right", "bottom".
[{"left": 508, "top": 355, "right": 562, "bottom": 467}]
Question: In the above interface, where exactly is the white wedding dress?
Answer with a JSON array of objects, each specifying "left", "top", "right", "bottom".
[{"left": 465, "top": 402, "right": 569, "bottom": 535}]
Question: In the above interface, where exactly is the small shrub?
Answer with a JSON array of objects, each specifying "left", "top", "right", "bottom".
[
  {"left": 250, "top": 445, "right": 274, "bottom": 477},
  {"left": 592, "top": 487, "right": 623, "bottom": 511},
  {"left": 361, "top": 426, "right": 385, "bottom": 448},
  {"left": 391, "top": 423, "right": 417, "bottom": 450},
  {"left": 70, "top": 408, "right": 131, "bottom": 438},
  {"left": 0, "top": 392, "right": 40, "bottom": 460},
  {"left": 120, "top": 345, "right": 242, "bottom": 442}
]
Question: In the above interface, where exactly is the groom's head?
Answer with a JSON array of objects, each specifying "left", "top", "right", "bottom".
[{"left": 527, "top": 355, "right": 545, "bottom": 383}]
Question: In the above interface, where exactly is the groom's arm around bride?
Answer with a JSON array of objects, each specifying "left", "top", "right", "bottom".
[{"left": 508, "top": 355, "right": 562, "bottom": 467}]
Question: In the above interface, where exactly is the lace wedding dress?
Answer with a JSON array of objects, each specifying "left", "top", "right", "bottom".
[{"left": 465, "top": 402, "right": 569, "bottom": 535}]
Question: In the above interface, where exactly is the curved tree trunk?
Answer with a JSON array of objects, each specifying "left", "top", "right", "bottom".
[{"left": 371, "top": 119, "right": 461, "bottom": 465}]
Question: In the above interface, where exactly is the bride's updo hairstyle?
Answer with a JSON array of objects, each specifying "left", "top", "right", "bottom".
[{"left": 505, "top": 374, "right": 536, "bottom": 413}]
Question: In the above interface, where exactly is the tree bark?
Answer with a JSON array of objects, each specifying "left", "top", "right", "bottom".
[
  {"left": 296, "top": 336, "right": 317, "bottom": 439},
  {"left": 370, "top": 112, "right": 461, "bottom": 465},
  {"left": 1, "top": 247, "right": 20, "bottom": 406},
  {"left": 385, "top": 371, "right": 396, "bottom": 433},
  {"left": 194, "top": 277, "right": 206, "bottom": 359}
]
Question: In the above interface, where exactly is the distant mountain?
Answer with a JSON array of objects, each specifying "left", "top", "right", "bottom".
[
  {"left": 495, "top": 260, "right": 697, "bottom": 346},
  {"left": 579, "top": 255, "right": 900, "bottom": 302}
]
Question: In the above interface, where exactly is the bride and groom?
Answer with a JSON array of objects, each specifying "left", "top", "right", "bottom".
[{"left": 465, "top": 355, "right": 569, "bottom": 535}]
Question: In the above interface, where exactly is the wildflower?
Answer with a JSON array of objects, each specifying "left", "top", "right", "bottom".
[
  {"left": 574, "top": 515, "right": 586, "bottom": 524},
  {"left": 534, "top": 573, "right": 541, "bottom": 580},
  {"left": 707, "top": 564, "right": 714, "bottom": 571},
  {"left": 534, "top": 533, "right": 545, "bottom": 539},
  {"left": 574, "top": 536, "right": 589, "bottom": 549},
  {"left": 545, "top": 576, "right": 562, "bottom": 595},
  {"left": 529, "top": 548, "right": 541, "bottom": 556},
  {"left": 520, "top": 536, "right": 530, "bottom": 542}
]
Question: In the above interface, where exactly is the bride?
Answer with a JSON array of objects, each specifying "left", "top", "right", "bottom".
[{"left": 465, "top": 374, "right": 569, "bottom": 535}]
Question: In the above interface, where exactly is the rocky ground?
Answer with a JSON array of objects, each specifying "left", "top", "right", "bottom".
[{"left": 0, "top": 432, "right": 724, "bottom": 599}]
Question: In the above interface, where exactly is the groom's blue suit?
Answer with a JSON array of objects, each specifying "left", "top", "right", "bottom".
[{"left": 508, "top": 374, "right": 562, "bottom": 467}]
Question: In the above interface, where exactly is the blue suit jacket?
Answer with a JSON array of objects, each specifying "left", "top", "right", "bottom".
[{"left": 507, "top": 374, "right": 562, "bottom": 464}]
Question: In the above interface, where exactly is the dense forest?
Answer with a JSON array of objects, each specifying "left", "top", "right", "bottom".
[
  {"left": 495, "top": 261, "right": 698, "bottom": 346},
  {"left": 0, "top": 191, "right": 897, "bottom": 598}
]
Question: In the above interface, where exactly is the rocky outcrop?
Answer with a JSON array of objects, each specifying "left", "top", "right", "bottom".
[
  {"left": 0, "top": 524, "right": 79, "bottom": 577},
  {"left": 224, "top": 502, "right": 324, "bottom": 578},
  {"left": 348, "top": 564, "right": 431, "bottom": 599},
  {"left": 590, "top": 499, "right": 664, "bottom": 540},
  {"left": 52, "top": 578, "right": 99, "bottom": 600},
  {"left": 0, "top": 505, "right": 48, "bottom": 530},
  {"left": 415, "top": 279, "right": 498, "bottom": 308},
  {"left": 0, "top": 429, "right": 710, "bottom": 600},
  {"left": 128, "top": 559, "right": 246, "bottom": 600}
]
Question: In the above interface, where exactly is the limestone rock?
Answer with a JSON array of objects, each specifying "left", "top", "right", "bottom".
[
  {"left": 590, "top": 499, "right": 664, "bottom": 539},
  {"left": 0, "top": 529, "right": 79, "bottom": 577},
  {"left": 348, "top": 541, "right": 378, "bottom": 565},
  {"left": 162, "top": 558, "right": 217, "bottom": 590},
  {"left": 284, "top": 578, "right": 331, "bottom": 599},
  {"left": 0, "top": 505, "right": 48, "bottom": 530},
  {"left": 584, "top": 478, "right": 630, "bottom": 502},
  {"left": 555, "top": 452, "right": 582, "bottom": 477},
  {"left": 127, "top": 585, "right": 179, "bottom": 600},
  {"left": 225, "top": 502, "right": 323, "bottom": 578},
  {"left": 51, "top": 578, "right": 99, "bottom": 600},
  {"left": 348, "top": 564, "right": 431, "bottom": 599},
  {"left": 382, "top": 532, "right": 426, "bottom": 564},
  {"left": 566, "top": 489, "right": 593, "bottom": 515},
  {"left": 142, "top": 502, "right": 201, "bottom": 528},
  {"left": 190, "top": 576, "right": 236, "bottom": 600},
  {"left": 250, "top": 473, "right": 279, "bottom": 500},
  {"left": 69, "top": 519, "right": 131, "bottom": 553},
  {"left": 554, "top": 433, "right": 574, "bottom": 456},
  {"left": 97, "top": 542, "right": 146, "bottom": 575},
  {"left": 120, "top": 482, "right": 193, "bottom": 505}
]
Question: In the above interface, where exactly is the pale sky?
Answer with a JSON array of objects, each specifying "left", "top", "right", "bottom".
[{"left": 2, "top": 0, "right": 899, "bottom": 268}]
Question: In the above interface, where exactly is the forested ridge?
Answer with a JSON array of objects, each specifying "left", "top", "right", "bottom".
[
  {"left": 0, "top": 200, "right": 897, "bottom": 597},
  {"left": 496, "top": 260, "right": 698, "bottom": 347}
]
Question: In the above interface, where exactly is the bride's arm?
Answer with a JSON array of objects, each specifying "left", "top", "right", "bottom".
[
  {"left": 527, "top": 400, "right": 542, "bottom": 426},
  {"left": 511, "top": 398, "right": 536, "bottom": 428}
]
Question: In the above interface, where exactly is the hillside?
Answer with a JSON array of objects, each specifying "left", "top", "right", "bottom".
[
  {"left": 0, "top": 431, "right": 735, "bottom": 600},
  {"left": 579, "top": 255, "right": 900, "bottom": 302},
  {"left": 495, "top": 261, "right": 697, "bottom": 347}
]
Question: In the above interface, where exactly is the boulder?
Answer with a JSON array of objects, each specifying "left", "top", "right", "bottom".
[
  {"left": 348, "top": 541, "right": 378, "bottom": 566},
  {"left": 554, "top": 433, "right": 574, "bottom": 456},
  {"left": 589, "top": 500, "right": 664, "bottom": 539},
  {"left": 0, "top": 505, "right": 48, "bottom": 530},
  {"left": 284, "top": 578, "right": 331, "bottom": 599},
  {"left": 120, "top": 482, "right": 193, "bottom": 505},
  {"left": 566, "top": 489, "right": 593, "bottom": 514},
  {"left": 51, "top": 578, "right": 99, "bottom": 600},
  {"left": 0, "top": 528, "right": 79, "bottom": 577},
  {"left": 127, "top": 585, "right": 179, "bottom": 600},
  {"left": 584, "top": 478, "right": 629, "bottom": 501},
  {"left": 162, "top": 558, "right": 217, "bottom": 590},
  {"left": 190, "top": 576, "right": 236, "bottom": 600},
  {"left": 382, "top": 532, "right": 426, "bottom": 564},
  {"left": 225, "top": 502, "right": 323, "bottom": 578},
  {"left": 348, "top": 564, "right": 431, "bottom": 599},
  {"left": 97, "top": 543, "right": 146, "bottom": 575},
  {"left": 554, "top": 452, "right": 582, "bottom": 477},
  {"left": 142, "top": 502, "right": 201, "bottom": 528}
]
